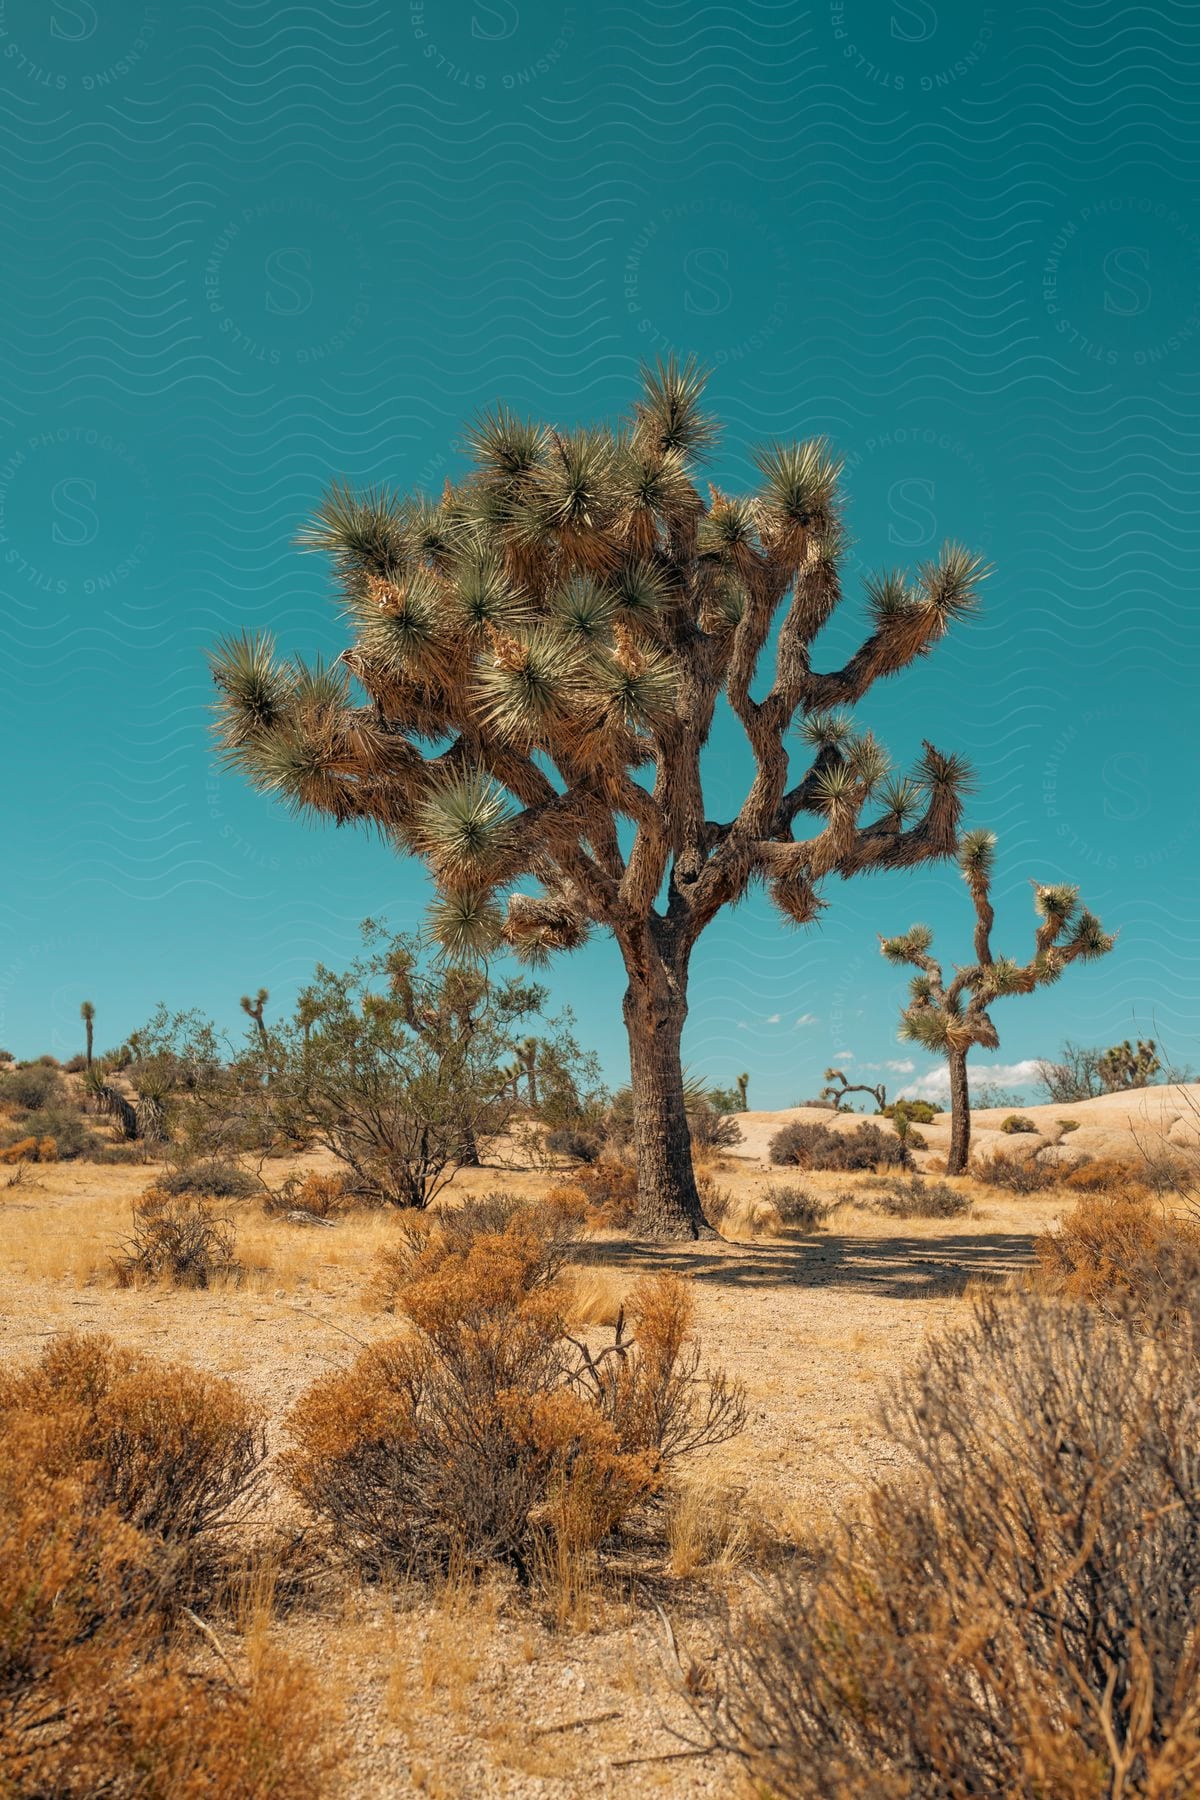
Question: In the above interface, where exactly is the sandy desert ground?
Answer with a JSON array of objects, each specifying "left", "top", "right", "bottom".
[{"left": 2, "top": 1086, "right": 1196, "bottom": 1797}]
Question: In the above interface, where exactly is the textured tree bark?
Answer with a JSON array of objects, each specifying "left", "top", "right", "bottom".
[
  {"left": 624, "top": 970, "right": 708, "bottom": 1239},
  {"left": 946, "top": 1047, "right": 971, "bottom": 1175}
]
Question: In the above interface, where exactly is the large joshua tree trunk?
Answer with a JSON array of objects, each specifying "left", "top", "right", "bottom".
[
  {"left": 622, "top": 951, "right": 707, "bottom": 1239},
  {"left": 946, "top": 1046, "right": 971, "bottom": 1176}
]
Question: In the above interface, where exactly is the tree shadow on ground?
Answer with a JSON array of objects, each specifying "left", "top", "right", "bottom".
[{"left": 573, "top": 1227, "right": 1037, "bottom": 1301}]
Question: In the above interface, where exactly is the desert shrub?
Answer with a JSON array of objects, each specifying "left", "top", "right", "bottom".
[
  {"left": 0, "top": 1406, "right": 331, "bottom": 1798},
  {"left": 2, "top": 1103, "right": 103, "bottom": 1160},
  {"left": 1000, "top": 1113, "right": 1038, "bottom": 1134},
  {"left": 50, "top": 1649, "right": 339, "bottom": 1800},
  {"left": 91, "top": 1141, "right": 150, "bottom": 1166},
  {"left": 264, "top": 1167, "right": 357, "bottom": 1220},
  {"left": 722, "top": 1289, "right": 1200, "bottom": 1798},
  {"left": 1060, "top": 1154, "right": 1146, "bottom": 1195},
  {"left": 695, "top": 1172, "right": 733, "bottom": 1226},
  {"left": 1140, "top": 1150, "right": 1192, "bottom": 1197},
  {"left": 769, "top": 1119, "right": 910, "bottom": 1172},
  {"left": 687, "top": 1101, "right": 743, "bottom": 1153},
  {"left": 545, "top": 1125, "right": 604, "bottom": 1163},
  {"left": 373, "top": 1189, "right": 584, "bottom": 1310},
  {"left": 1033, "top": 1193, "right": 1200, "bottom": 1311},
  {"left": 881, "top": 1098, "right": 940, "bottom": 1124},
  {"left": 155, "top": 1157, "right": 261, "bottom": 1199},
  {"left": 287, "top": 1224, "right": 743, "bottom": 1577},
  {"left": 114, "top": 1190, "right": 242, "bottom": 1289},
  {"left": 62, "top": 1052, "right": 88, "bottom": 1073},
  {"left": 0, "top": 1135, "right": 40, "bottom": 1164},
  {"left": 0, "top": 1333, "right": 267, "bottom": 1551},
  {"left": 571, "top": 1155, "right": 640, "bottom": 1229},
  {"left": 0, "top": 1063, "right": 64, "bottom": 1112},
  {"left": 1058, "top": 1117, "right": 1080, "bottom": 1132},
  {"left": 763, "top": 1184, "right": 830, "bottom": 1231},
  {"left": 972, "top": 1148, "right": 1058, "bottom": 1193},
  {"left": 869, "top": 1174, "right": 970, "bottom": 1219}
]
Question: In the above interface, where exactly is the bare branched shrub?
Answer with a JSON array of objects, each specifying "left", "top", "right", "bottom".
[
  {"left": 114, "top": 1189, "right": 243, "bottom": 1288},
  {"left": 285, "top": 1215, "right": 743, "bottom": 1578},
  {"left": 769, "top": 1118, "right": 910, "bottom": 1172},
  {"left": 870, "top": 1174, "right": 971, "bottom": 1219},
  {"left": 722, "top": 1289, "right": 1200, "bottom": 1798}
]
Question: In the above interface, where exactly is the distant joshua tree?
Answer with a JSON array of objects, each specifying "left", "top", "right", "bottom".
[
  {"left": 240, "top": 987, "right": 270, "bottom": 1051},
  {"left": 820, "top": 1065, "right": 886, "bottom": 1113},
  {"left": 211, "top": 358, "right": 986, "bottom": 1236},
  {"left": 735, "top": 1071, "right": 749, "bottom": 1112},
  {"left": 518, "top": 1036, "right": 540, "bottom": 1108},
  {"left": 1098, "top": 1038, "right": 1161, "bottom": 1092},
  {"left": 881, "top": 831, "right": 1115, "bottom": 1174},
  {"left": 80, "top": 1000, "right": 95, "bottom": 1071}
]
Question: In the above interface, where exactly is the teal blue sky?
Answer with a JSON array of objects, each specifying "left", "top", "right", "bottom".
[{"left": 2, "top": 0, "right": 1197, "bottom": 1104}]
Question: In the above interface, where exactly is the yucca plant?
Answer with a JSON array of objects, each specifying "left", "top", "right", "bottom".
[
  {"left": 239, "top": 986, "right": 270, "bottom": 1051},
  {"left": 881, "top": 832, "right": 1116, "bottom": 1174},
  {"left": 211, "top": 358, "right": 987, "bottom": 1236}
]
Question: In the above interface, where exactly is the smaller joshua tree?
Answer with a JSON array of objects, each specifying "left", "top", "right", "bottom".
[
  {"left": 1098, "top": 1038, "right": 1161, "bottom": 1093},
  {"left": 881, "top": 831, "right": 1115, "bottom": 1174},
  {"left": 820, "top": 1066, "right": 886, "bottom": 1113},
  {"left": 80, "top": 1000, "right": 95, "bottom": 1071},
  {"left": 240, "top": 987, "right": 270, "bottom": 1052}
]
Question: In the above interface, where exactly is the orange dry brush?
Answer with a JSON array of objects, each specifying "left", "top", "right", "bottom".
[
  {"left": 0, "top": 1333, "right": 338, "bottom": 1798},
  {"left": 1034, "top": 1191, "right": 1200, "bottom": 1308},
  {"left": 285, "top": 1194, "right": 745, "bottom": 1576},
  {"left": 0, "top": 1133, "right": 56, "bottom": 1164}
]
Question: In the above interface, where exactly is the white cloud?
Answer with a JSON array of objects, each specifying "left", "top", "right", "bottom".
[
  {"left": 794, "top": 1013, "right": 818, "bottom": 1028},
  {"left": 886, "top": 1058, "right": 915, "bottom": 1074},
  {"left": 899, "top": 1059, "right": 1043, "bottom": 1101},
  {"left": 765, "top": 1013, "right": 781, "bottom": 1025},
  {"left": 832, "top": 1050, "right": 854, "bottom": 1063}
]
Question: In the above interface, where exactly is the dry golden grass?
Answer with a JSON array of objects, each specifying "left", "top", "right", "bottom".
[{"left": 3, "top": 1110, "right": 1194, "bottom": 1799}]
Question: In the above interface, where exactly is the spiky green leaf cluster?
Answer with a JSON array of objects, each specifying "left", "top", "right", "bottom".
[{"left": 212, "top": 357, "right": 987, "bottom": 960}]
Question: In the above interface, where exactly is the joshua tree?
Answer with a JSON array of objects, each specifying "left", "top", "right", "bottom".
[
  {"left": 210, "top": 359, "right": 985, "bottom": 1236},
  {"left": 735, "top": 1071, "right": 749, "bottom": 1112},
  {"left": 881, "top": 831, "right": 1115, "bottom": 1174},
  {"left": 819, "top": 1065, "right": 886, "bottom": 1113},
  {"left": 80, "top": 1000, "right": 95, "bottom": 1071},
  {"left": 240, "top": 986, "right": 270, "bottom": 1051},
  {"left": 518, "top": 1035, "right": 540, "bottom": 1108},
  {"left": 1098, "top": 1038, "right": 1161, "bottom": 1092}
]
